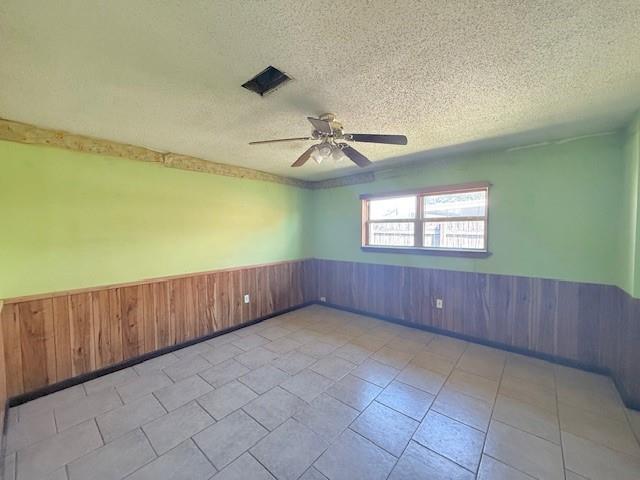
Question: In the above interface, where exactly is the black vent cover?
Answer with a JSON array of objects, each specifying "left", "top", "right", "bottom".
[{"left": 242, "top": 66, "right": 290, "bottom": 96}]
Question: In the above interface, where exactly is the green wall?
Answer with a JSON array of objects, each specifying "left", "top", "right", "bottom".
[
  {"left": 622, "top": 112, "right": 640, "bottom": 297},
  {"left": 2, "top": 119, "right": 639, "bottom": 299},
  {"left": 0, "top": 141, "right": 312, "bottom": 299},
  {"left": 311, "top": 133, "right": 627, "bottom": 288}
]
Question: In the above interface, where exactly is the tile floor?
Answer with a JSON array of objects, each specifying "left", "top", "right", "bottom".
[{"left": 2, "top": 305, "right": 640, "bottom": 480}]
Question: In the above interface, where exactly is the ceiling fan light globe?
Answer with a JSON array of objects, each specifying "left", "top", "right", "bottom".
[
  {"left": 331, "top": 148, "right": 346, "bottom": 162},
  {"left": 317, "top": 144, "right": 332, "bottom": 157},
  {"left": 310, "top": 147, "right": 324, "bottom": 164}
]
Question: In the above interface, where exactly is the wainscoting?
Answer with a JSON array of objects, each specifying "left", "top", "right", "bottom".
[
  {"left": 1, "top": 257, "right": 638, "bottom": 419},
  {"left": 0, "top": 260, "right": 314, "bottom": 408},
  {"left": 308, "top": 259, "right": 640, "bottom": 408}
]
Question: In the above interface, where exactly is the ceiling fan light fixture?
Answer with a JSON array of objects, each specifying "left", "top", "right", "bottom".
[
  {"left": 311, "top": 143, "right": 332, "bottom": 164},
  {"left": 331, "top": 146, "right": 347, "bottom": 162}
]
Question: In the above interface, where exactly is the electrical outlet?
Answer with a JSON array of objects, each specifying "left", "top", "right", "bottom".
[
  {"left": 320, "top": 296, "right": 327, "bottom": 302},
  {"left": 243, "top": 294, "right": 250, "bottom": 304},
  {"left": 436, "top": 298, "right": 443, "bottom": 309}
]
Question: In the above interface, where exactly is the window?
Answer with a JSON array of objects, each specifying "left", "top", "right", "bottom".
[{"left": 361, "top": 182, "right": 490, "bottom": 256}]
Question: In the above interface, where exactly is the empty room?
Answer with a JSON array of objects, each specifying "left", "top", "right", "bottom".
[{"left": 1, "top": 1, "right": 640, "bottom": 479}]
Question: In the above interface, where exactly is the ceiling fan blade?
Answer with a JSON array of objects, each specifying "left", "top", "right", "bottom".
[
  {"left": 249, "top": 137, "right": 312, "bottom": 145},
  {"left": 307, "top": 117, "right": 333, "bottom": 134},
  {"left": 291, "top": 145, "right": 318, "bottom": 167},
  {"left": 341, "top": 145, "right": 372, "bottom": 167},
  {"left": 345, "top": 134, "right": 408, "bottom": 145}
]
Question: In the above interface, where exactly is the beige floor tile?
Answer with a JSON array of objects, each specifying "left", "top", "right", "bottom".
[
  {"left": 388, "top": 441, "right": 474, "bottom": 480},
  {"left": 19, "top": 385, "right": 86, "bottom": 418},
  {"left": 562, "top": 430, "right": 640, "bottom": 480},
  {"left": 424, "top": 335, "right": 468, "bottom": 362},
  {"left": 126, "top": 439, "right": 216, "bottom": 480},
  {"left": 83, "top": 368, "right": 138, "bottom": 395},
  {"left": 6, "top": 409, "right": 57, "bottom": 455},
  {"left": 294, "top": 393, "right": 359, "bottom": 442},
  {"left": 350, "top": 401, "right": 419, "bottom": 456},
  {"left": 67, "top": 428, "right": 155, "bottom": 480},
  {"left": 457, "top": 346, "right": 505, "bottom": 381},
  {"left": 154, "top": 375, "right": 213, "bottom": 411},
  {"left": 299, "top": 466, "right": 328, "bottom": 480},
  {"left": 162, "top": 354, "right": 212, "bottom": 382},
  {"left": 251, "top": 418, "right": 328, "bottom": 480},
  {"left": 371, "top": 346, "right": 415, "bottom": 370},
  {"left": 172, "top": 341, "right": 213, "bottom": 359},
  {"left": 477, "top": 455, "right": 535, "bottom": 479},
  {"left": 232, "top": 334, "right": 270, "bottom": 351},
  {"left": 493, "top": 395, "right": 561, "bottom": 444},
  {"left": 351, "top": 359, "right": 399, "bottom": 388},
  {"left": 310, "top": 355, "right": 356, "bottom": 381},
  {"left": 197, "top": 381, "right": 258, "bottom": 420},
  {"left": 484, "top": 420, "right": 564, "bottom": 480},
  {"left": 333, "top": 343, "right": 372, "bottom": 365},
  {"left": 205, "top": 332, "right": 241, "bottom": 348},
  {"left": 116, "top": 372, "right": 173, "bottom": 404},
  {"left": 351, "top": 334, "right": 388, "bottom": 352},
  {"left": 446, "top": 370, "right": 499, "bottom": 403},
  {"left": 413, "top": 411, "right": 484, "bottom": 472},
  {"left": 410, "top": 350, "right": 455, "bottom": 376},
  {"left": 314, "top": 429, "right": 396, "bottom": 480},
  {"left": 194, "top": 410, "right": 268, "bottom": 470},
  {"left": 559, "top": 402, "right": 640, "bottom": 457},
  {"left": 238, "top": 364, "right": 290, "bottom": 394},
  {"left": 556, "top": 367, "right": 626, "bottom": 420},
  {"left": 432, "top": 387, "right": 493, "bottom": 432},
  {"left": 297, "top": 340, "right": 339, "bottom": 358},
  {"left": 280, "top": 369, "right": 334, "bottom": 402},
  {"left": 96, "top": 394, "right": 166, "bottom": 443},
  {"left": 235, "top": 346, "right": 280, "bottom": 369},
  {"left": 396, "top": 364, "right": 446, "bottom": 394},
  {"left": 2, "top": 453, "right": 16, "bottom": 480},
  {"left": 16, "top": 420, "right": 103, "bottom": 480},
  {"left": 499, "top": 374, "right": 557, "bottom": 413},
  {"left": 212, "top": 453, "right": 275, "bottom": 480},
  {"left": 565, "top": 470, "right": 588, "bottom": 480},
  {"left": 201, "top": 343, "right": 244, "bottom": 366},
  {"left": 198, "top": 358, "right": 250, "bottom": 388},
  {"left": 376, "top": 380, "right": 434, "bottom": 421},
  {"left": 143, "top": 402, "right": 214, "bottom": 454},
  {"left": 503, "top": 354, "right": 555, "bottom": 390},
  {"left": 263, "top": 337, "right": 302, "bottom": 354},
  {"left": 54, "top": 388, "right": 122, "bottom": 431},
  {"left": 243, "top": 387, "right": 307, "bottom": 431},
  {"left": 133, "top": 354, "right": 180, "bottom": 375},
  {"left": 271, "top": 351, "right": 317, "bottom": 375},
  {"left": 628, "top": 408, "right": 640, "bottom": 442}
]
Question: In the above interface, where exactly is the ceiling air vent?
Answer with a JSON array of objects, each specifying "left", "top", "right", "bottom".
[{"left": 242, "top": 66, "right": 291, "bottom": 96}]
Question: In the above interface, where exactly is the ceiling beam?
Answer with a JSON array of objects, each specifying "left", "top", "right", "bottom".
[{"left": 0, "top": 118, "right": 314, "bottom": 188}]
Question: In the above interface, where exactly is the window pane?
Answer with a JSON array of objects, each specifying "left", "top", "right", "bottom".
[
  {"left": 423, "top": 221, "right": 485, "bottom": 250},
  {"left": 369, "top": 222, "right": 415, "bottom": 246},
  {"left": 423, "top": 190, "right": 486, "bottom": 218},
  {"left": 369, "top": 196, "right": 416, "bottom": 220}
]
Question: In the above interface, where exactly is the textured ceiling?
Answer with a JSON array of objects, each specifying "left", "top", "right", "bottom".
[{"left": 1, "top": 1, "right": 639, "bottom": 181}]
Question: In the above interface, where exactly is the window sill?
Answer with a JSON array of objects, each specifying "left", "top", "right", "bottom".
[{"left": 361, "top": 246, "right": 492, "bottom": 258}]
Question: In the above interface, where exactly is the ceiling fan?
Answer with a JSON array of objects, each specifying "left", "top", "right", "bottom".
[{"left": 249, "top": 113, "right": 408, "bottom": 167}]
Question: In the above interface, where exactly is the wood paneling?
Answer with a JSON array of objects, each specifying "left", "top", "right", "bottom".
[
  {"left": 0, "top": 260, "right": 311, "bottom": 398},
  {"left": 311, "top": 259, "right": 640, "bottom": 408}
]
